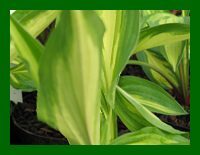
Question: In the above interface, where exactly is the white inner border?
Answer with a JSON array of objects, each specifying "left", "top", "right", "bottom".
[{"left": 10, "top": 10, "right": 16, "bottom": 15}]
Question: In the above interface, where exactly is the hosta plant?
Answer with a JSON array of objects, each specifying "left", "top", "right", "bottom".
[
  {"left": 10, "top": 10, "right": 190, "bottom": 145},
  {"left": 129, "top": 10, "right": 190, "bottom": 106}
]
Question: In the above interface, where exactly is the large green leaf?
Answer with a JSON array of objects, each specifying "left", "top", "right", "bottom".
[
  {"left": 10, "top": 15, "right": 44, "bottom": 87},
  {"left": 37, "top": 10, "right": 105, "bottom": 145},
  {"left": 115, "top": 85, "right": 188, "bottom": 137},
  {"left": 109, "top": 127, "right": 190, "bottom": 145},
  {"left": 10, "top": 10, "right": 61, "bottom": 62},
  {"left": 133, "top": 23, "right": 190, "bottom": 54},
  {"left": 136, "top": 48, "right": 180, "bottom": 90},
  {"left": 10, "top": 63, "right": 36, "bottom": 91},
  {"left": 118, "top": 76, "right": 187, "bottom": 115}
]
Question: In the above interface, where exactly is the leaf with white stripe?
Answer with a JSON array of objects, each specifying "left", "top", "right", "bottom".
[
  {"left": 118, "top": 76, "right": 187, "bottom": 115},
  {"left": 115, "top": 85, "right": 188, "bottom": 137},
  {"left": 133, "top": 23, "right": 190, "bottom": 54},
  {"left": 147, "top": 16, "right": 190, "bottom": 72}
]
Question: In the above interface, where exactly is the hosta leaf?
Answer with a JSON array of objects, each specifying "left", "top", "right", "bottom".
[
  {"left": 10, "top": 15, "right": 44, "bottom": 86},
  {"left": 115, "top": 85, "right": 188, "bottom": 137},
  {"left": 141, "top": 12, "right": 175, "bottom": 29},
  {"left": 118, "top": 76, "right": 187, "bottom": 115},
  {"left": 10, "top": 63, "right": 36, "bottom": 91},
  {"left": 147, "top": 16, "right": 190, "bottom": 72},
  {"left": 109, "top": 127, "right": 190, "bottom": 145},
  {"left": 158, "top": 41, "right": 187, "bottom": 72},
  {"left": 147, "top": 16, "right": 190, "bottom": 27},
  {"left": 136, "top": 48, "right": 180, "bottom": 90},
  {"left": 10, "top": 10, "right": 61, "bottom": 62},
  {"left": 98, "top": 10, "right": 140, "bottom": 109},
  {"left": 133, "top": 23, "right": 190, "bottom": 54},
  {"left": 97, "top": 10, "right": 140, "bottom": 144},
  {"left": 111, "top": 11, "right": 140, "bottom": 82},
  {"left": 98, "top": 10, "right": 140, "bottom": 94},
  {"left": 140, "top": 10, "right": 170, "bottom": 17},
  {"left": 11, "top": 10, "right": 33, "bottom": 21},
  {"left": 37, "top": 10, "right": 105, "bottom": 145}
]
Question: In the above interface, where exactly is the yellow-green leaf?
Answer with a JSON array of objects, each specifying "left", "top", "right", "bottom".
[
  {"left": 133, "top": 23, "right": 190, "bottom": 54},
  {"left": 37, "top": 10, "right": 105, "bottom": 145},
  {"left": 136, "top": 48, "right": 180, "bottom": 90},
  {"left": 10, "top": 10, "right": 61, "bottom": 62},
  {"left": 10, "top": 15, "right": 44, "bottom": 87},
  {"left": 115, "top": 85, "right": 188, "bottom": 137},
  {"left": 109, "top": 127, "right": 190, "bottom": 145},
  {"left": 118, "top": 76, "right": 187, "bottom": 115}
]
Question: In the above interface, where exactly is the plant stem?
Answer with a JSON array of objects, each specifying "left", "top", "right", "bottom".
[
  {"left": 179, "top": 61, "right": 187, "bottom": 99},
  {"left": 179, "top": 10, "right": 190, "bottom": 102},
  {"left": 179, "top": 40, "right": 189, "bottom": 101}
]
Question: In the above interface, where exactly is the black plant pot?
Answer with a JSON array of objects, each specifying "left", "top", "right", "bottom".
[
  {"left": 10, "top": 115, "right": 69, "bottom": 145},
  {"left": 10, "top": 102, "right": 69, "bottom": 145}
]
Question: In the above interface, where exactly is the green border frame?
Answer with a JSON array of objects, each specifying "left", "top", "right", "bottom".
[{"left": 4, "top": 3, "right": 195, "bottom": 154}]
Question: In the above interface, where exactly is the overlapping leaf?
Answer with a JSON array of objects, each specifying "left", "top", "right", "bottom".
[
  {"left": 10, "top": 10, "right": 61, "bottom": 62},
  {"left": 37, "top": 10, "right": 105, "bottom": 145},
  {"left": 118, "top": 76, "right": 187, "bottom": 115},
  {"left": 141, "top": 12, "right": 175, "bottom": 29},
  {"left": 115, "top": 85, "right": 188, "bottom": 137},
  {"left": 10, "top": 15, "right": 44, "bottom": 86},
  {"left": 133, "top": 23, "right": 190, "bottom": 54},
  {"left": 96, "top": 10, "right": 140, "bottom": 144},
  {"left": 140, "top": 10, "right": 170, "bottom": 17},
  {"left": 109, "top": 127, "right": 190, "bottom": 145},
  {"left": 10, "top": 63, "right": 36, "bottom": 91},
  {"left": 148, "top": 16, "right": 190, "bottom": 72},
  {"left": 136, "top": 48, "right": 180, "bottom": 90},
  {"left": 98, "top": 10, "right": 140, "bottom": 106}
]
